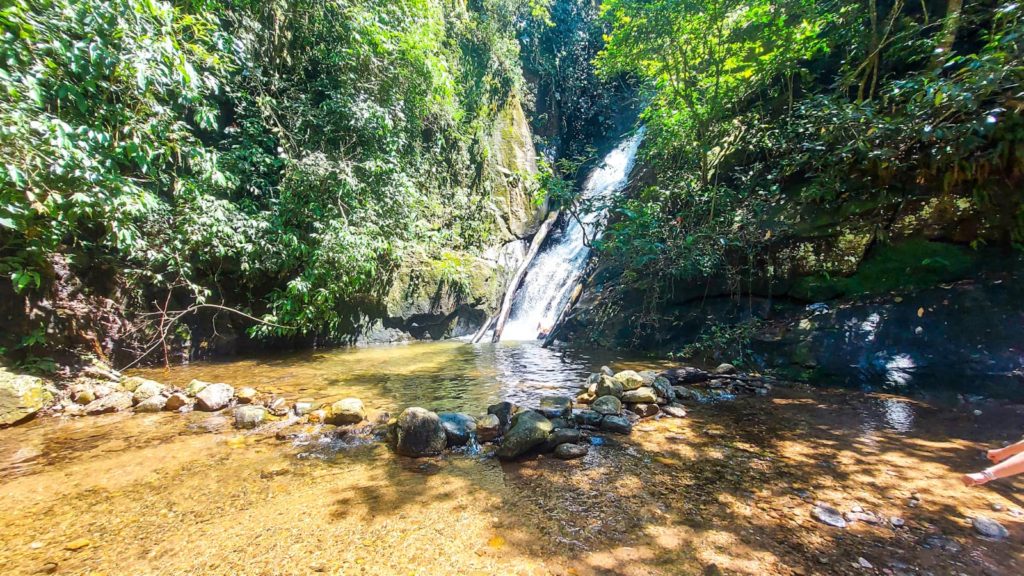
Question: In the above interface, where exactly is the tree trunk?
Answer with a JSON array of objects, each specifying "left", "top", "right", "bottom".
[
  {"left": 930, "top": 0, "right": 964, "bottom": 71},
  {"left": 490, "top": 211, "right": 560, "bottom": 343}
]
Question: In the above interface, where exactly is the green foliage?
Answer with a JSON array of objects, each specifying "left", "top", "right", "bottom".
[
  {"left": 1, "top": 0, "right": 541, "bottom": 345},
  {"left": 592, "top": 0, "right": 1024, "bottom": 340}
]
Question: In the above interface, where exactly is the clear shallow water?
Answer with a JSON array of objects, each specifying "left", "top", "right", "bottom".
[{"left": 1, "top": 341, "right": 1023, "bottom": 576}]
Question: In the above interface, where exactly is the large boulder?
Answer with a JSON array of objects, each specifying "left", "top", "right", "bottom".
[
  {"left": 497, "top": 410, "right": 553, "bottom": 460},
  {"left": 621, "top": 387, "right": 658, "bottom": 404},
  {"left": 195, "top": 383, "right": 234, "bottom": 411},
  {"left": 164, "top": 392, "right": 191, "bottom": 411},
  {"left": 438, "top": 412, "right": 477, "bottom": 446},
  {"left": 591, "top": 395, "right": 622, "bottom": 416},
  {"left": 573, "top": 410, "right": 603, "bottom": 428},
  {"left": 131, "top": 379, "right": 166, "bottom": 405},
  {"left": 0, "top": 368, "right": 52, "bottom": 426},
  {"left": 476, "top": 414, "right": 502, "bottom": 443},
  {"left": 543, "top": 427, "right": 582, "bottom": 451},
  {"left": 393, "top": 407, "right": 447, "bottom": 457},
  {"left": 660, "top": 367, "right": 710, "bottom": 385},
  {"left": 538, "top": 396, "right": 572, "bottom": 419},
  {"left": 613, "top": 370, "right": 645, "bottom": 391},
  {"left": 553, "top": 443, "right": 589, "bottom": 460},
  {"left": 325, "top": 398, "right": 366, "bottom": 425}
]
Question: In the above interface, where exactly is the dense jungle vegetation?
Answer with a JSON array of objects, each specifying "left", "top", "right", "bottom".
[{"left": 0, "top": 0, "right": 1021, "bottom": 368}]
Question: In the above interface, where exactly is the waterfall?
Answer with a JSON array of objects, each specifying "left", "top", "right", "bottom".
[{"left": 500, "top": 130, "right": 645, "bottom": 341}]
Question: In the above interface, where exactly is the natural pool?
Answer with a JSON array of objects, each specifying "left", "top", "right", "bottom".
[{"left": 1, "top": 341, "right": 1022, "bottom": 575}]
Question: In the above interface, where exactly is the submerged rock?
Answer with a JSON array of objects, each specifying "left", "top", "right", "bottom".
[
  {"left": 661, "top": 404, "right": 688, "bottom": 418},
  {"left": 812, "top": 503, "right": 847, "bottom": 528},
  {"left": 0, "top": 369, "right": 51, "bottom": 426},
  {"left": 497, "top": 410, "right": 553, "bottom": 460},
  {"left": 438, "top": 412, "right": 477, "bottom": 446},
  {"left": 591, "top": 395, "right": 622, "bottom": 416},
  {"left": 972, "top": 516, "right": 1009, "bottom": 539},
  {"left": 538, "top": 396, "right": 572, "bottom": 419},
  {"left": 600, "top": 415, "right": 632, "bottom": 434},
  {"left": 394, "top": 407, "right": 447, "bottom": 457},
  {"left": 621, "top": 387, "right": 658, "bottom": 404},
  {"left": 234, "top": 405, "right": 268, "bottom": 429},
  {"left": 195, "top": 383, "right": 234, "bottom": 411},
  {"left": 325, "top": 398, "right": 365, "bottom": 425},
  {"left": 476, "top": 414, "right": 502, "bottom": 443},
  {"left": 613, "top": 370, "right": 645, "bottom": 391},
  {"left": 553, "top": 443, "right": 588, "bottom": 460},
  {"left": 84, "top": 391, "right": 133, "bottom": 415}
]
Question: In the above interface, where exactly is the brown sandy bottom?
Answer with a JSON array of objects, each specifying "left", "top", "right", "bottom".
[{"left": 1, "top": 386, "right": 1022, "bottom": 575}]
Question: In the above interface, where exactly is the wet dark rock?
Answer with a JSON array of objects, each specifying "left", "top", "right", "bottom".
[
  {"left": 393, "top": 407, "right": 447, "bottom": 457},
  {"left": 660, "top": 367, "right": 711, "bottom": 385},
  {"left": 134, "top": 394, "right": 167, "bottom": 413},
  {"left": 234, "top": 405, "right": 267, "bottom": 429},
  {"left": 538, "top": 396, "right": 573, "bottom": 419},
  {"left": 972, "top": 516, "right": 1009, "bottom": 539},
  {"left": 661, "top": 404, "right": 687, "bottom": 418},
  {"left": 652, "top": 376, "right": 675, "bottom": 403},
  {"left": 591, "top": 395, "right": 622, "bottom": 416},
  {"left": 622, "top": 410, "right": 641, "bottom": 424},
  {"left": 543, "top": 427, "right": 582, "bottom": 451},
  {"left": 600, "top": 415, "right": 632, "bottom": 435},
  {"left": 553, "top": 443, "right": 588, "bottom": 460},
  {"left": 84, "top": 391, "right": 133, "bottom": 415},
  {"left": 621, "top": 387, "right": 658, "bottom": 404},
  {"left": 476, "top": 414, "right": 502, "bottom": 443},
  {"left": 325, "top": 398, "right": 365, "bottom": 425},
  {"left": 195, "top": 383, "right": 234, "bottom": 411},
  {"left": 631, "top": 403, "right": 660, "bottom": 418},
  {"left": 165, "top": 392, "right": 190, "bottom": 411},
  {"left": 613, "top": 370, "right": 645, "bottom": 391},
  {"left": 812, "top": 503, "right": 847, "bottom": 528},
  {"left": 548, "top": 416, "right": 572, "bottom": 429},
  {"left": 713, "top": 363, "right": 737, "bottom": 375},
  {"left": 497, "top": 410, "right": 552, "bottom": 460},
  {"left": 438, "top": 412, "right": 476, "bottom": 446},
  {"left": 574, "top": 410, "right": 603, "bottom": 428},
  {"left": 487, "top": 401, "right": 515, "bottom": 429},
  {"left": 920, "top": 534, "right": 962, "bottom": 553}
]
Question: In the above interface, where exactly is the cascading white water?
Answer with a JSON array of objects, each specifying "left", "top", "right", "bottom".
[{"left": 501, "top": 130, "right": 645, "bottom": 341}]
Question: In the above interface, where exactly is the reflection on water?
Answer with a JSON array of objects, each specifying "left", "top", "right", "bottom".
[{"left": 132, "top": 340, "right": 644, "bottom": 414}]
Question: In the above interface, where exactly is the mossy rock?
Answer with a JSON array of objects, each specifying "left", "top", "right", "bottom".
[{"left": 790, "top": 239, "right": 978, "bottom": 301}]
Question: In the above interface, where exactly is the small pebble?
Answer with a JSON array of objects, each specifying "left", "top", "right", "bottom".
[
  {"left": 890, "top": 516, "right": 905, "bottom": 528},
  {"left": 973, "top": 409, "right": 983, "bottom": 416},
  {"left": 972, "top": 516, "right": 1009, "bottom": 539},
  {"left": 857, "top": 557, "right": 873, "bottom": 569},
  {"left": 990, "top": 503, "right": 1004, "bottom": 512}
]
